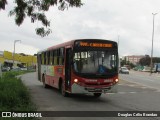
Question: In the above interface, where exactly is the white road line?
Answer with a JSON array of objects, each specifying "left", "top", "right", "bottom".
[
  {"left": 127, "top": 85, "right": 136, "bottom": 87},
  {"left": 107, "top": 93, "right": 115, "bottom": 95},
  {"left": 145, "top": 79, "right": 153, "bottom": 81},
  {"left": 118, "top": 92, "right": 127, "bottom": 94},
  {"left": 119, "top": 78, "right": 159, "bottom": 91},
  {"left": 107, "top": 90, "right": 160, "bottom": 95},
  {"left": 118, "top": 84, "right": 124, "bottom": 85},
  {"left": 155, "top": 90, "right": 160, "bottom": 92},
  {"left": 129, "top": 92, "right": 137, "bottom": 93}
]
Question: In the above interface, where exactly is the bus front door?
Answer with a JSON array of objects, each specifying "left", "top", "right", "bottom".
[{"left": 65, "top": 48, "right": 72, "bottom": 90}]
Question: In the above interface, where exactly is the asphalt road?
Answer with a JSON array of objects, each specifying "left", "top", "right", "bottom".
[
  {"left": 21, "top": 72, "right": 160, "bottom": 120},
  {"left": 119, "top": 70, "right": 160, "bottom": 90}
]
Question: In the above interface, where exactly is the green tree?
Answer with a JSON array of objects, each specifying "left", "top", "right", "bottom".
[
  {"left": 120, "top": 57, "right": 127, "bottom": 67},
  {"left": 129, "top": 62, "right": 135, "bottom": 68},
  {"left": 139, "top": 56, "right": 150, "bottom": 66},
  {"left": 0, "top": 0, "right": 83, "bottom": 37},
  {"left": 120, "top": 59, "right": 125, "bottom": 66}
]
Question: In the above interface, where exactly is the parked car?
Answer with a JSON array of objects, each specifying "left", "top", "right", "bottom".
[
  {"left": 1, "top": 67, "right": 10, "bottom": 72},
  {"left": 119, "top": 67, "right": 129, "bottom": 74},
  {"left": 20, "top": 67, "right": 27, "bottom": 71},
  {"left": 11, "top": 67, "right": 21, "bottom": 71}
]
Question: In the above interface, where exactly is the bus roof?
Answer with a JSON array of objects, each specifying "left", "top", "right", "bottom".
[{"left": 38, "top": 39, "right": 117, "bottom": 54}]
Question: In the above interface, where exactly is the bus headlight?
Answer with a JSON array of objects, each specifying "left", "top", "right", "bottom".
[
  {"left": 115, "top": 79, "right": 119, "bottom": 82},
  {"left": 74, "top": 79, "right": 78, "bottom": 83}
]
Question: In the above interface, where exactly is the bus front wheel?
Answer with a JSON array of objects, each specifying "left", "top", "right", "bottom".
[{"left": 93, "top": 93, "right": 102, "bottom": 98}]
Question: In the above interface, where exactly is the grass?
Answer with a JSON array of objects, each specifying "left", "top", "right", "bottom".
[{"left": 0, "top": 71, "right": 39, "bottom": 120}]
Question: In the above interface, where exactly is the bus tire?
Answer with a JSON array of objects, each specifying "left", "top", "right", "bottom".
[
  {"left": 60, "top": 81, "right": 69, "bottom": 97},
  {"left": 93, "top": 93, "right": 102, "bottom": 98},
  {"left": 42, "top": 75, "right": 49, "bottom": 88}
]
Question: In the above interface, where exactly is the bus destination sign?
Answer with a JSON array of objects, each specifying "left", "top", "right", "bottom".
[{"left": 79, "top": 42, "right": 113, "bottom": 48}]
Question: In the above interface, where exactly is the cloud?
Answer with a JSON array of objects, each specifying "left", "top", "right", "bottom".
[{"left": 0, "top": 0, "right": 160, "bottom": 57}]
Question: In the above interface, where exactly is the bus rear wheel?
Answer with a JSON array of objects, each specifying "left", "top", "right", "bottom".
[{"left": 94, "top": 93, "right": 102, "bottom": 98}]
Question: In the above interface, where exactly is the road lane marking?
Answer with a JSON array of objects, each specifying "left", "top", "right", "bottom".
[
  {"left": 141, "top": 87, "right": 148, "bottom": 89},
  {"left": 118, "top": 92, "right": 126, "bottom": 94},
  {"left": 107, "top": 90, "right": 160, "bottom": 95},
  {"left": 127, "top": 85, "right": 137, "bottom": 87},
  {"left": 118, "top": 84, "right": 124, "bottom": 85},
  {"left": 119, "top": 78, "right": 160, "bottom": 91},
  {"left": 118, "top": 83, "right": 148, "bottom": 88},
  {"left": 129, "top": 92, "right": 137, "bottom": 93},
  {"left": 155, "top": 90, "right": 160, "bottom": 92}
]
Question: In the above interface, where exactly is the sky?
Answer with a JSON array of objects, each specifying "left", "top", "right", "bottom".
[{"left": 0, "top": 0, "right": 160, "bottom": 57}]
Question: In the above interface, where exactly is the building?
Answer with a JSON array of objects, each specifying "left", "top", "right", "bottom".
[
  {"left": 123, "top": 55, "right": 145, "bottom": 65},
  {"left": 0, "top": 51, "right": 5, "bottom": 65},
  {"left": 0, "top": 50, "right": 37, "bottom": 68}
]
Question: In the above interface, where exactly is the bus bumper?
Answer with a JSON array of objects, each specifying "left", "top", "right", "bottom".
[{"left": 71, "top": 83, "right": 118, "bottom": 94}]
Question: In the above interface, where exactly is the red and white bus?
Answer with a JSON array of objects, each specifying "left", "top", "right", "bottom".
[{"left": 37, "top": 39, "right": 119, "bottom": 97}]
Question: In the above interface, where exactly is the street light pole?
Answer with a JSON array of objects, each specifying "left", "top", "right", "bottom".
[
  {"left": 13, "top": 40, "right": 21, "bottom": 68},
  {"left": 150, "top": 13, "right": 158, "bottom": 74}
]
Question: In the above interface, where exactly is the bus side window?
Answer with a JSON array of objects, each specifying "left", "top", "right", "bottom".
[
  {"left": 47, "top": 51, "right": 50, "bottom": 65},
  {"left": 54, "top": 50, "right": 57, "bottom": 65},
  {"left": 41, "top": 53, "right": 45, "bottom": 65},
  {"left": 59, "top": 48, "right": 64, "bottom": 65},
  {"left": 44, "top": 52, "right": 47, "bottom": 65},
  {"left": 41, "top": 53, "right": 43, "bottom": 64},
  {"left": 54, "top": 57, "right": 57, "bottom": 65},
  {"left": 62, "top": 48, "right": 64, "bottom": 65},
  {"left": 46, "top": 52, "right": 48, "bottom": 65},
  {"left": 57, "top": 49, "right": 60, "bottom": 65},
  {"left": 39, "top": 54, "right": 42, "bottom": 64},
  {"left": 50, "top": 51, "right": 53, "bottom": 65},
  {"left": 52, "top": 50, "right": 54, "bottom": 65}
]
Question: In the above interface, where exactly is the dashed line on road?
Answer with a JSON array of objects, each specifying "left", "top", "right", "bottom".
[
  {"left": 140, "top": 86, "right": 148, "bottom": 89},
  {"left": 118, "top": 83, "right": 148, "bottom": 88},
  {"left": 118, "top": 84, "right": 123, "bottom": 85},
  {"left": 119, "top": 83, "right": 159, "bottom": 92},
  {"left": 118, "top": 81, "right": 159, "bottom": 91},
  {"left": 117, "top": 92, "right": 126, "bottom": 94},
  {"left": 154, "top": 90, "right": 160, "bottom": 92},
  {"left": 118, "top": 83, "right": 137, "bottom": 87},
  {"left": 129, "top": 92, "right": 137, "bottom": 93},
  {"left": 127, "top": 84, "right": 136, "bottom": 87},
  {"left": 106, "top": 90, "right": 160, "bottom": 95},
  {"left": 107, "top": 92, "right": 137, "bottom": 95}
]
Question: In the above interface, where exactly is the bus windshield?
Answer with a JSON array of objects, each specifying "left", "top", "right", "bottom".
[{"left": 73, "top": 50, "right": 118, "bottom": 74}]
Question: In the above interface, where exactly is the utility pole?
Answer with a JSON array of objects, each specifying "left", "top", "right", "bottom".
[
  {"left": 150, "top": 13, "right": 158, "bottom": 74},
  {"left": 13, "top": 40, "right": 21, "bottom": 68}
]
